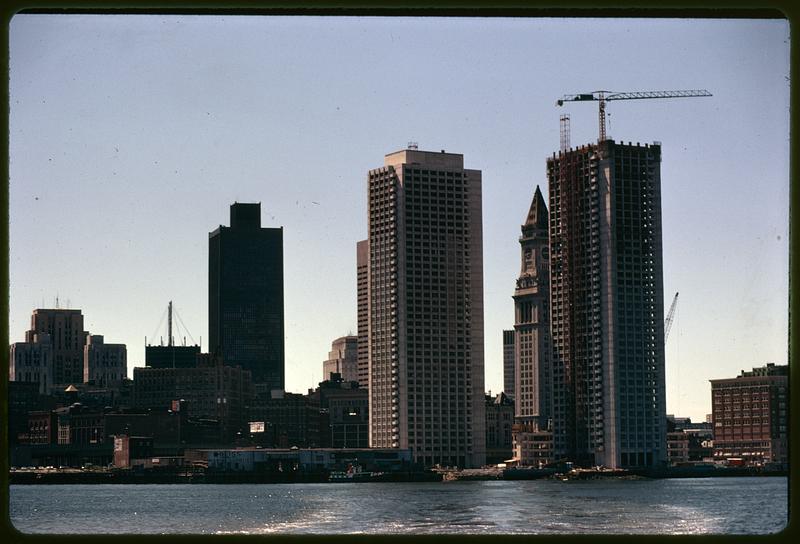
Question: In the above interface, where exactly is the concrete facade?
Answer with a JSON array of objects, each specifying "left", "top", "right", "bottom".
[
  {"left": 83, "top": 335, "right": 127, "bottom": 386},
  {"left": 10, "top": 333, "right": 54, "bottom": 394},
  {"left": 23, "top": 309, "right": 88, "bottom": 385},
  {"left": 367, "top": 148, "right": 485, "bottom": 468},
  {"left": 356, "top": 239, "right": 369, "bottom": 388},
  {"left": 547, "top": 141, "right": 667, "bottom": 469}
]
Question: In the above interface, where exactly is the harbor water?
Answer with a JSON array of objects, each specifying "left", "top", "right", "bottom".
[{"left": 10, "top": 477, "right": 788, "bottom": 535}]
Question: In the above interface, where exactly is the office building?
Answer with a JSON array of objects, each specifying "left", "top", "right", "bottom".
[
  {"left": 20, "top": 309, "right": 88, "bottom": 385},
  {"left": 356, "top": 239, "right": 369, "bottom": 388},
  {"left": 710, "top": 363, "right": 788, "bottom": 467},
  {"left": 367, "top": 147, "right": 485, "bottom": 468},
  {"left": 10, "top": 333, "right": 53, "bottom": 394},
  {"left": 502, "top": 330, "right": 515, "bottom": 400},
  {"left": 322, "top": 336, "right": 359, "bottom": 383},
  {"left": 309, "top": 373, "right": 369, "bottom": 448},
  {"left": 83, "top": 335, "right": 127, "bottom": 386},
  {"left": 209, "top": 202, "right": 285, "bottom": 390},
  {"left": 547, "top": 140, "right": 667, "bottom": 468}
]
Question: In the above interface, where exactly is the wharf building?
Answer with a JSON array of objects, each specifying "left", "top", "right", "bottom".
[
  {"left": 132, "top": 352, "right": 254, "bottom": 442},
  {"left": 710, "top": 363, "right": 788, "bottom": 467},
  {"left": 367, "top": 147, "right": 486, "bottom": 468},
  {"left": 356, "top": 239, "right": 370, "bottom": 388},
  {"left": 502, "top": 330, "right": 515, "bottom": 400},
  {"left": 322, "top": 336, "right": 359, "bottom": 383},
  {"left": 309, "top": 373, "right": 369, "bottom": 449},
  {"left": 209, "top": 202, "right": 285, "bottom": 391},
  {"left": 547, "top": 140, "right": 667, "bottom": 469},
  {"left": 511, "top": 186, "right": 554, "bottom": 466}
]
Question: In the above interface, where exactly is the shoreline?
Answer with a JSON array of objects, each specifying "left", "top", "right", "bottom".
[{"left": 9, "top": 467, "right": 787, "bottom": 485}]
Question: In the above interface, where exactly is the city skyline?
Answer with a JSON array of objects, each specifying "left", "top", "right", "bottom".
[{"left": 9, "top": 15, "right": 789, "bottom": 422}]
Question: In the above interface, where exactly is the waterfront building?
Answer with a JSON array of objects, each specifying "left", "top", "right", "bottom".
[
  {"left": 17, "top": 309, "right": 88, "bottom": 386},
  {"left": 10, "top": 333, "right": 53, "bottom": 394},
  {"left": 322, "top": 336, "right": 359, "bottom": 383},
  {"left": 309, "top": 373, "right": 369, "bottom": 449},
  {"left": 83, "top": 335, "right": 127, "bottom": 387},
  {"left": 710, "top": 363, "right": 788, "bottom": 467},
  {"left": 132, "top": 352, "right": 254, "bottom": 441},
  {"left": 248, "top": 390, "right": 320, "bottom": 448},
  {"left": 547, "top": 140, "right": 667, "bottom": 468},
  {"left": 367, "top": 147, "right": 486, "bottom": 468},
  {"left": 485, "top": 392, "right": 514, "bottom": 465},
  {"left": 513, "top": 427, "right": 554, "bottom": 468},
  {"left": 356, "top": 239, "right": 369, "bottom": 388},
  {"left": 209, "top": 202, "right": 285, "bottom": 390},
  {"left": 502, "top": 330, "right": 515, "bottom": 400}
]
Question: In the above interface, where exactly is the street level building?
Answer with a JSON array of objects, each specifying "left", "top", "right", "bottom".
[
  {"left": 356, "top": 239, "right": 370, "bottom": 388},
  {"left": 485, "top": 392, "right": 514, "bottom": 465},
  {"left": 547, "top": 141, "right": 667, "bottom": 468},
  {"left": 309, "top": 373, "right": 369, "bottom": 449},
  {"left": 84, "top": 335, "right": 127, "bottom": 386},
  {"left": 367, "top": 147, "right": 486, "bottom": 468},
  {"left": 322, "top": 336, "right": 359, "bottom": 383},
  {"left": 710, "top": 363, "right": 788, "bottom": 467},
  {"left": 209, "top": 202, "right": 285, "bottom": 390}
]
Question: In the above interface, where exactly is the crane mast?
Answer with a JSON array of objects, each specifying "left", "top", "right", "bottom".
[
  {"left": 664, "top": 292, "right": 679, "bottom": 343},
  {"left": 556, "top": 89, "right": 712, "bottom": 142}
]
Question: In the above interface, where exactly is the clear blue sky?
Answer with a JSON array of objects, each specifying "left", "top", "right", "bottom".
[{"left": 9, "top": 15, "right": 789, "bottom": 422}]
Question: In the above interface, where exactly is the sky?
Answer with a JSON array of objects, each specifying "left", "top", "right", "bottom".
[{"left": 8, "top": 15, "right": 789, "bottom": 422}]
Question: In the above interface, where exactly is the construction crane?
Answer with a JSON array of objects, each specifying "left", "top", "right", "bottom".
[
  {"left": 664, "top": 292, "right": 679, "bottom": 343},
  {"left": 556, "top": 90, "right": 712, "bottom": 142}
]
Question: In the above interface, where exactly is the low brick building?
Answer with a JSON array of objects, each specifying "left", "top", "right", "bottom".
[{"left": 710, "top": 363, "right": 788, "bottom": 467}]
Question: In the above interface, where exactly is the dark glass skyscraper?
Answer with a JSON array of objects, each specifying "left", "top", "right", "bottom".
[{"left": 209, "top": 203, "right": 285, "bottom": 390}]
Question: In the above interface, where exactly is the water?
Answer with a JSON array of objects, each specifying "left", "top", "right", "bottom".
[{"left": 9, "top": 477, "right": 788, "bottom": 535}]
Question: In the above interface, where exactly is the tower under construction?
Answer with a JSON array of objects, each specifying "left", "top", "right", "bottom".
[{"left": 547, "top": 140, "right": 667, "bottom": 469}]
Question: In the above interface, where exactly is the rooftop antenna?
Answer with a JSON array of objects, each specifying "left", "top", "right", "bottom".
[
  {"left": 407, "top": 141, "right": 418, "bottom": 150},
  {"left": 559, "top": 114, "right": 571, "bottom": 152}
]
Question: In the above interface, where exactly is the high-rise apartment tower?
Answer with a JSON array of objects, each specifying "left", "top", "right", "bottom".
[
  {"left": 209, "top": 202, "right": 285, "bottom": 390},
  {"left": 356, "top": 239, "right": 369, "bottom": 388},
  {"left": 367, "top": 148, "right": 486, "bottom": 468},
  {"left": 547, "top": 140, "right": 667, "bottom": 468}
]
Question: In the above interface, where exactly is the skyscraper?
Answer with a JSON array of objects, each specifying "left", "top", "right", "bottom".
[
  {"left": 367, "top": 147, "right": 485, "bottom": 468},
  {"left": 209, "top": 202, "right": 285, "bottom": 390},
  {"left": 513, "top": 186, "right": 552, "bottom": 428},
  {"left": 502, "top": 330, "right": 515, "bottom": 400},
  {"left": 547, "top": 140, "right": 667, "bottom": 468},
  {"left": 356, "top": 239, "right": 369, "bottom": 388}
]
